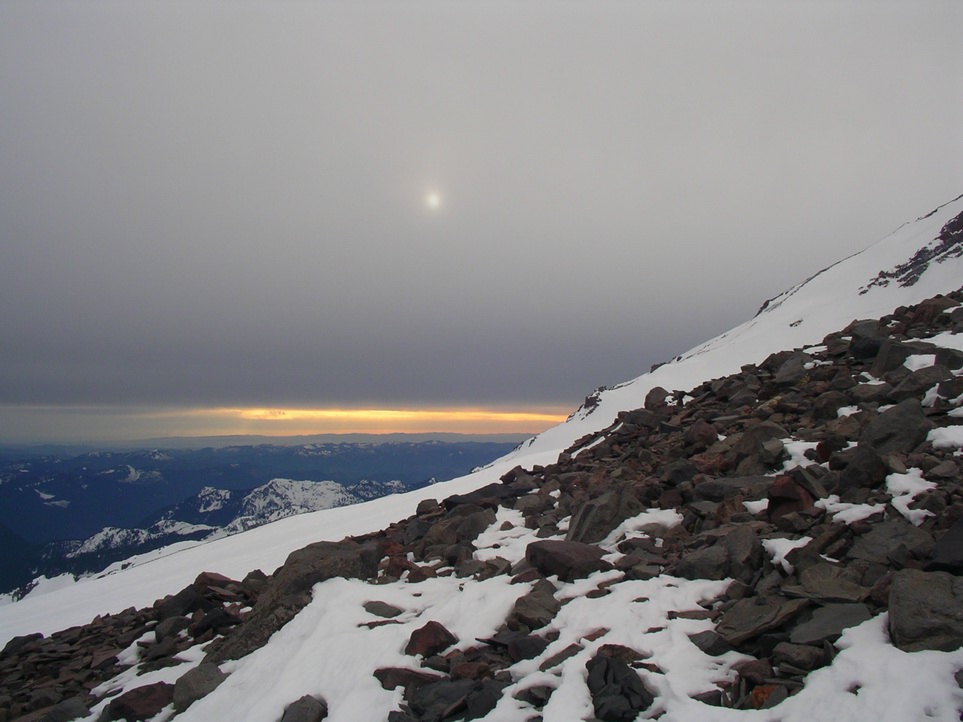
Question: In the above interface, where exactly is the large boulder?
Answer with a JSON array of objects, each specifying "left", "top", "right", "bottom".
[
  {"left": 103, "top": 682, "right": 174, "bottom": 721},
  {"left": 279, "top": 694, "right": 328, "bottom": 722},
  {"left": 716, "top": 597, "right": 809, "bottom": 646},
  {"left": 565, "top": 481, "right": 643, "bottom": 544},
  {"left": 858, "top": 399, "right": 933, "bottom": 455},
  {"left": 173, "top": 662, "right": 227, "bottom": 712},
  {"left": 585, "top": 652, "right": 654, "bottom": 721},
  {"left": 525, "top": 540, "right": 612, "bottom": 581},
  {"left": 207, "top": 540, "right": 380, "bottom": 662},
  {"left": 888, "top": 569, "right": 963, "bottom": 652}
]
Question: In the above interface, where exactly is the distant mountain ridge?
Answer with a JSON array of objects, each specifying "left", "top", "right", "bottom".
[{"left": 0, "top": 440, "right": 518, "bottom": 594}]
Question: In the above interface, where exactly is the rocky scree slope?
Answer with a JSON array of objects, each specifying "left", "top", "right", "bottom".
[{"left": 4, "top": 289, "right": 963, "bottom": 721}]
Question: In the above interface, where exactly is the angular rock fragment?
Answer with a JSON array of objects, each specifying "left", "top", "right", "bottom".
[
  {"left": 585, "top": 652, "right": 654, "bottom": 721},
  {"left": 716, "top": 597, "right": 809, "bottom": 646},
  {"left": 405, "top": 621, "right": 458, "bottom": 657},
  {"left": 173, "top": 662, "right": 227, "bottom": 712},
  {"left": 858, "top": 398, "right": 933, "bottom": 455},
  {"left": 888, "top": 569, "right": 963, "bottom": 652},
  {"left": 565, "top": 481, "right": 643, "bottom": 544},
  {"left": 279, "top": 694, "right": 328, "bottom": 722},
  {"left": 525, "top": 540, "right": 612, "bottom": 581},
  {"left": 103, "top": 682, "right": 174, "bottom": 722},
  {"left": 789, "top": 603, "right": 872, "bottom": 645}
]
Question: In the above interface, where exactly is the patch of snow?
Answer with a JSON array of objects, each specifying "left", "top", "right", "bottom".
[
  {"left": 816, "top": 495, "right": 886, "bottom": 524},
  {"left": 886, "top": 468, "right": 936, "bottom": 526},
  {"left": 904, "top": 354, "right": 937, "bottom": 371},
  {"left": 743, "top": 499, "right": 769, "bottom": 515},
  {"left": 929, "top": 426, "right": 963, "bottom": 449},
  {"left": 921, "top": 330, "right": 963, "bottom": 352},
  {"left": 762, "top": 536, "right": 812, "bottom": 573}
]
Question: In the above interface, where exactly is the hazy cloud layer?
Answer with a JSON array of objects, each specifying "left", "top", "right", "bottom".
[{"left": 1, "top": 1, "right": 961, "bottom": 436}]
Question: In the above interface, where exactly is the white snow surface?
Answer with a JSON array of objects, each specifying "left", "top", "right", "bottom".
[{"left": 3, "top": 194, "right": 963, "bottom": 721}]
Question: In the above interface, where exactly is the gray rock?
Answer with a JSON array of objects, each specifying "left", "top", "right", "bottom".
[
  {"left": 928, "top": 518, "right": 963, "bottom": 573},
  {"left": 693, "top": 475, "right": 771, "bottom": 502},
  {"left": 154, "top": 615, "right": 190, "bottom": 641},
  {"left": 847, "top": 519, "right": 933, "bottom": 566},
  {"left": 566, "top": 481, "right": 643, "bottom": 544},
  {"left": 687, "top": 630, "right": 733, "bottom": 656},
  {"left": 858, "top": 398, "right": 933, "bottom": 455},
  {"left": 585, "top": 653, "right": 654, "bottom": 721},
  {"left": 40, "top": 696, "right": 90, "bottom": 722},
  {"left": 772, "top": 642, "right": 828, "bottom": 671},
  {"left": 784, "top": 563, "right": 869, "bottom": 603},
  {"left": 721, "top": 526, "right": 763, "bottom": 582},
  {"left": 676, "top": 544, "right": 729, "bottom": 581},
  {"left": 774, "top": 352, "right": 813, "bottom": 386},
  {"left": 409, "top": 679, "right": 476, "bottom": 719},
  {"left": 716, "top": 596, "right": 809, "bottom": 646},
  {"left": 173, "top": 662, "right": 227, "bottom": 712},
  {"left": 852, "top": 382, "right": 894, "bottom": 404},
  {"left": 363, "top": 600, "right": 404, "bottom": 618},
  {"left": 279, "top": 694, "right": 328, "bottom": 722},
  {"left": 455, "top": 508, "right": 498, "bottom": 543},
  {"left": 813, "top": 390, "right": 849, "bottom": 420},
  {"left": 644, "top": 386, "right": 670, "bottom": 410},
  {"left": 889, "top": 365, "right": 954, "bottom": 402},
  {"left": 832, "top": 446, "right": 887, "bottom": 490},
  {"left": 888, "top": 569, "right": 963, "bottom": 652},
  {"left": 789, "top": 603, "right": 872, "bottom": 645},
  {"left": 155, "top": 585, "right": 213, "bottom": 621},
  {"left": 510, "top": 589, "right": 561, "bottom": 630}
]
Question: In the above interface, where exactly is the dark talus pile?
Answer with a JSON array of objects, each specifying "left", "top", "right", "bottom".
[{"left": 2, "top": 289, "right": 963, "bottom": 721}]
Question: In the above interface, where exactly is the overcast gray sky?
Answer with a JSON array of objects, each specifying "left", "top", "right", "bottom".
[{"left": 1, "top": 1, "right": 961, "bottom": 441}]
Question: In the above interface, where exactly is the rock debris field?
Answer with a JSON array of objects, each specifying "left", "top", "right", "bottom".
[{"left": 4, "top": 289, "right": 963, "bottom": 722}]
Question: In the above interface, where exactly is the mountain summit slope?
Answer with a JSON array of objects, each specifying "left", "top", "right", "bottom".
[
  {"left": 2, "top": 194, "right": 963, "bottom": 722},
  {"left": 508, "top": 192, "right": 963, "bottom": 465}
]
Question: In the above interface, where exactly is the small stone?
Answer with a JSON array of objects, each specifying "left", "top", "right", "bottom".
[{"left": 363, "top": 601, "right": 404, "bottom": 619}]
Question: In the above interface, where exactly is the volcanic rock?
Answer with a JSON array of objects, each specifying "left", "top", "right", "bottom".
[{"left": 888, "top": 569, "right": 963, "bottom": 652}]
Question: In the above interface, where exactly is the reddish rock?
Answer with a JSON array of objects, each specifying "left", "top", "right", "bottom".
[
  {"left": 767, "top": 475, "right": 815, "bottom": 523},
  {"left": 405, "top": 621, "right": 458, "bottom": 657},
  {"left": 103, "top": 682, "right": 174, "bottom": 721},
  {"left": 374, "top": 667, "right": 444, "bottom": 690},
  {"left": 193, "top": 571, "right": 235, "bottom": 590},
  {"left": 525, "top": 540, "right": 612, "bottom": 582},
  {"left": 684, "top": 419, "right": 719, "bottom": 451}
]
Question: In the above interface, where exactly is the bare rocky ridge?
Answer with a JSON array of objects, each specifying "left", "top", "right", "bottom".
[{"left": 3, "top": 289, "right": 963, "bottom": 721}]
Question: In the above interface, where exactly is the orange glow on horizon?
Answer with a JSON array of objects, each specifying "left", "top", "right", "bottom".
[{"left": 169, "top": 405, "right": 571, "bottom": 436}]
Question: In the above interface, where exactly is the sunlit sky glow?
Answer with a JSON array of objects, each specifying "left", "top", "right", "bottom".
[
  {"left": 0, "top": 0, "right": 961, "bottom": 443},
  {"left": 0, "top": 404, "right": 571, "bottom": 443}
]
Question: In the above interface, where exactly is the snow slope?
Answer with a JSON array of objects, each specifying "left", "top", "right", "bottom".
[
  {"left": 2, "top": 194, "right": 962, "bottom": 644},
  {"left": 2, "top": 194, "right": 963, "bottom": 722}
]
